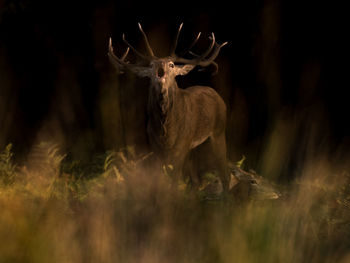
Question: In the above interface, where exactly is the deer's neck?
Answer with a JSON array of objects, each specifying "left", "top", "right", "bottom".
[{"left": 148, "top": 82, "right": 181, "bottom": 137}]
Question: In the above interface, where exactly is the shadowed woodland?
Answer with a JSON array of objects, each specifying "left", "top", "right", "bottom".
[{"left": 1, "top": 0, "right": 349, "bottom": 262}]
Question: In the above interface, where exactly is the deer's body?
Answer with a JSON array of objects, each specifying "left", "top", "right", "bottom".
[
  {"left": 147, "top": 83, "right": 228, "bottom": 189},
  {"left": 108, "top": 24, "right": 229, "bottom": 191},
  {"left": 147, "top": 85, "right": 226, "bottom": 152}
]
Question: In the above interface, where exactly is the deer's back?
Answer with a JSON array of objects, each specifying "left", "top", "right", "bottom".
[{"left": 182, "top": 86, "right": 226, "bottom": 148}]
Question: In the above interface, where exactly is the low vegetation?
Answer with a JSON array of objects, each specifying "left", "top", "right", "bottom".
[{"left": 1, "top": 142, "right": 350, "bottom": 263}]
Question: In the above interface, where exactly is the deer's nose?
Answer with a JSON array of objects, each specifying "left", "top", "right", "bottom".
[{"left": 157, "top": 67, "right": 165, "bottom": 78}]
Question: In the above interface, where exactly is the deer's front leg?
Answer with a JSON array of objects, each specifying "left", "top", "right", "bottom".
[{"left": 163, "top": 151, "right": 188, "bottom": 186}]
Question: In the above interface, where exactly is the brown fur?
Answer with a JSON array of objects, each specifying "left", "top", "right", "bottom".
[{"left": 108, "top": 25, "right": 229, "bottom": 191}]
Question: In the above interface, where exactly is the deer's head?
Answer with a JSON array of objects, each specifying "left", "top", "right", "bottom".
[{"left": 108, "top": 23, "right": 227, "bottom": 94}]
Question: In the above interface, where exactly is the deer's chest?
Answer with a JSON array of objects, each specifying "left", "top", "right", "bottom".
[{"left": 147, "top": 116, "right": 186, "bottom": 148}]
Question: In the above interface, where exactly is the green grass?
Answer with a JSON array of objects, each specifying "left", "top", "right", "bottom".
[{"left": 1, "top": 142, "right": 350, "bottom": 263}]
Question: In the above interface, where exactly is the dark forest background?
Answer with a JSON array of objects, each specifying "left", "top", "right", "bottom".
[{"left": 0, "top": 0, "right": 348, "bottom": 180}]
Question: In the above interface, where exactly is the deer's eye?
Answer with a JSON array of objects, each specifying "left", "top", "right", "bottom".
[{"left": 169, "top": 62, "right": 175, "bottom": 68}]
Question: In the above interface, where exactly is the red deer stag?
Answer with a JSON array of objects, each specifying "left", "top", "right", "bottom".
[{"left": 108, "top": 23, "right": 229, "bottom": 191}]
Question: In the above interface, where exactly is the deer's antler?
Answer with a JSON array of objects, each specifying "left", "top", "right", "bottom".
[
  {"left": 108, "top": 38, "right": 150, "bottom": 76},
  {"left": 171, "top": 24, "right": 228, "bottom": 74},
  {"left": 108, "top": 38, "right": 130, "bottom": 69},
  {"left": 138, "top": 23, "right": 155, "bottom": 58},
  {"left": 108, "top": 23, "right": 157, "bottom": 74}
]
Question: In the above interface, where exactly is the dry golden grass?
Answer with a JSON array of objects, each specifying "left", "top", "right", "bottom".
[{"left": 1, "top": 142, "right": 350, "bottom": 263}]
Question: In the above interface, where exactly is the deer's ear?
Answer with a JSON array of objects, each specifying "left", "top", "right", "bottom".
[{"left": 175, "top": 64, "right": 195, "bottom": 76}]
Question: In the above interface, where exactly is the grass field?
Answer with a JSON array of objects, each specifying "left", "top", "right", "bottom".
[{"left": 1, "top": 142, "right": 350, "bottom": 263}]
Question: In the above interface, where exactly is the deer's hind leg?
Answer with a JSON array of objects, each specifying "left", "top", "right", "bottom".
[{"left": 209, "top": 133, "right": 229, "bottom": 192}]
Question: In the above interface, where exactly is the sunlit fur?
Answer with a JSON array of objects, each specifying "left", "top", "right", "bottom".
[{"left": 136, "top": 57, "right": 229, "bottom": 190}]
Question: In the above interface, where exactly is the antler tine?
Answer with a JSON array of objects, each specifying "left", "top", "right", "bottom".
[
  {"left": 122, "top": 34, "right": 149, "bottom": 61},
  {"left": 196, "top": 32, "right": 216, "bottom": 60},
  {"left": 197, "top": 41, "right": 228, "bottom": 74},
  {"left": 206, "top": 41, "right": 228, "bottom": 63},
  {"left": 170, "top": 22, "right": 183, "bottom": 56},
  {"left": 177, "top": 32, "right": 201, "bottom": 57},
  {"left": 108, "top": 38, "right": 126, "bottom": 65},
  {"left": 174, "top": 33, "right": 216, "bottom": 64},
  {"left": 197, "top": 41, "right": 228, "bottom": 67},
  {"left": 108, "top": 37, "right": 135, "bottom": 72},
  {"left": 174, "top": 37, "right": 228, "bottom": 74},
  {"left": 138, "top": 23, "right": 155, "bottom": 57},
  {"left": 188, "top": 32, "right": 201, "bottom": 51},
  {"left": 121, "top": 47, "right": 130, "bottom": 61}
]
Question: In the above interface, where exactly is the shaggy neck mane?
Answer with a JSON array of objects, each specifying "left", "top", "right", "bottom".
[{"left": 148, "top": 82, "right": 178, "bottom": 137}]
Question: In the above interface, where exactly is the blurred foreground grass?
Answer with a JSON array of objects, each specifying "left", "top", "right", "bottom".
[{"left": 1, "top": 142, "right": 350, "bottom": 263}]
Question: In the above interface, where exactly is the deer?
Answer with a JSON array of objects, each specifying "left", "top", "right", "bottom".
[{"left": 108, "top": 23, "right": 229, "bottom": 191}]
